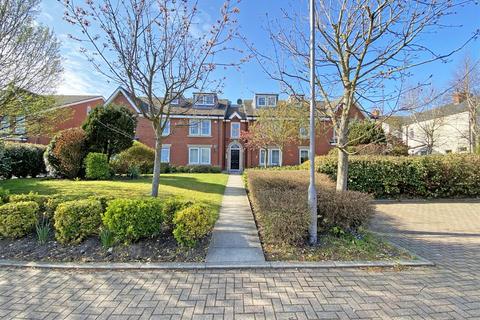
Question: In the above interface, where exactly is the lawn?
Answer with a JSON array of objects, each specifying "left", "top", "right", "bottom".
[{"left": 0, "top": 173, "right": 228, "bottom": 213}]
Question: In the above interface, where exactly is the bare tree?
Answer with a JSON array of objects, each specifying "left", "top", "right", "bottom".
[
  {"left": 62, "top": 0, "right": 243, "bottom": 196},
  {"left": 451, "top": 55, "right": 480, "bottom": 153},
  {"left": 249, "top": 0, "right": 477, "bottom": 190},
  {"left": 0, "top": 0, "right": 63, "bottom": 137}
]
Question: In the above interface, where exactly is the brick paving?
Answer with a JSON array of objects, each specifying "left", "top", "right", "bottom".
[{"left": 0, "top": 202, "right": 479, "bottom": 319}]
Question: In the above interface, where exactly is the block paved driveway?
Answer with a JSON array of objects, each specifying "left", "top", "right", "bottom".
[{"left": 1, "top": 201, "right": 480, "bottom": 319}]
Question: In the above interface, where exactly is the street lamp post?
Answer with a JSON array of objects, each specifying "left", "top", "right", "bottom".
[{"left": 308, "top": 0, "right": 318, "bottom": 245}]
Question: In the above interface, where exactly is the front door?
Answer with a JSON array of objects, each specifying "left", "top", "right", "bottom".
[{"left": 230, "top": 149, "right": 240, "bottom": 170}]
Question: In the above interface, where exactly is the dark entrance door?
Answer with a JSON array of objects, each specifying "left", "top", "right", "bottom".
[{"left": 230, "top": 149, "right": 240, "bottom": 170}]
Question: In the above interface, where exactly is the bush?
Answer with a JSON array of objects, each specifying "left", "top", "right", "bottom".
[
  {"left": 102, "top": 198, "right": 165, "bottom": 243},
  {"left": 54, "top": 199, "right": 103, "bottom": 244},
  {"left": 85, "top": 152, "right": 111, "bottom": 180},
  {"left": 173, "top": 165, "right": 222, "bottom": 173},
  {"left": 313, "top": 154, "right": 480, "bottom": 198},
  {"left": 0, "top": 201, "right": 39, "bottom": 238},
  {"left": 110, "top": 141, "right": 154, "bottom": 175},
  {"left": 1, "top": 143, "right": 46, "bottom": 178},
  {"left": 348, "top": 120, "right": 386, "bottom": 146},
  {"left": 317, "top": 188, "right": 374, "bottom": 232},
  {"left": 163, "top": 198, "right": 193, "bottom": 230},
  {"left": 173, "top": 204, "right": 217, "bottom": 247},
  {"left": 9, "top": 192, "right": 48, "bottom": 212},
  {"left": 0, "top": 141, "right": 11, "bottom": 178},
  {"left": 45, "top": 128, "right": 87, "bottom": 179},
  {"left": 0, "top": 187, "right": 9, "bottom": 204},
  {"left": 246, "top": 170, "right": 373, "bottom": 244}
]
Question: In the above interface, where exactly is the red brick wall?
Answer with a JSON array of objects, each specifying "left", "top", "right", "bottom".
[
  {"left": 112, "top": 91, "right": 366, "bottom": 170},
  {"left": 27, "top": 98, "right": 104, "bottom": 145}
]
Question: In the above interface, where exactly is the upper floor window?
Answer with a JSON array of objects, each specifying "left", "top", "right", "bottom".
[
  {"left": 86, "top": 106, "right": 92, "bottom": 115},
  {"left": 162, "top": 119, "right": 170, "bottom": 136},
  {"left": 299, "top": 127, "right": 308, "bottom": 139},
  {"left": 14, "top": 116, "right": 26, "bottom": 135},
  {"left": 255, "top": 94, "right": 277, "bottom": 107},
  {"left": 409, "top": 129, "right": 415, "bottom": 139},
  {"left": 189, "top": 119, "right": 211, "bottom": 136},
  {"left": 231, "top": 122, "right": 240, "bottom": 139},
  {"left": 194, "top": 93, "right": 216, "bottom": 106},
  {"left": 330, "top": 128, "right": 337, "bottom": 145}
]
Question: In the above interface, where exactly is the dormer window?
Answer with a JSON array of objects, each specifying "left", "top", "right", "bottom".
[
  {"left": 255, "top": 94, "right": 277, "bottom": 108},
  {"left": 194, "top": 93, "right": 216, "bottom": 106},
  {"left": 168, "top": 92, "right": 181, "bottom": 105}
]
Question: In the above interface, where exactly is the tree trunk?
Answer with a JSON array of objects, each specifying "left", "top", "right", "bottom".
[
  {"left": 151, "top": 124, "right": 163, "bottom": 197},
  {"left": 336, "top": 128, "right": 348, "bottom": 191}
]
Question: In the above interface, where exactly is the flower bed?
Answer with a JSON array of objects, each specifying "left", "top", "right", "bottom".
[
  {"left": 245, "top": 170, "right": 411, "bottom": 262},
  {"left": 0, "top": 191, "right": 217, "bottom": 262}
]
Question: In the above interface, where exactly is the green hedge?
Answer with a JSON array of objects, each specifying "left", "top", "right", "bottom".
[
  {"left": 54, "top": 199, "right": 103, "bottom": 244},
  {"left": 0, "top": 201, "right": 39, "bottom": 238},
  {"left": 311, "top": 154, "right": 480, "bottom": 198},
  {"left": 173, "top": 204, "right": 217, "bottom": 247},
  {"left": 85, "top": 152, "right": 111, "bottom": 180},
  {"left": 0, "top": 143, "right": 46, "bottom": 178},
  {"left": 102, "top": 198, "right": 165, "bottom": 243}
]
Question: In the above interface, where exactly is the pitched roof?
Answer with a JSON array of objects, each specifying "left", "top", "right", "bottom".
[
  {"left": 52, "top": 95, "right": 104, "bottom": 107},
  {"left": 400, "top": 99, "right": 476, "bottom": 125}
]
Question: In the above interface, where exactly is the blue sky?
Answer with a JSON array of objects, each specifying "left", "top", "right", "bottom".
[{"left": 39, "top": 0, "right": 480, "bottom": 103}]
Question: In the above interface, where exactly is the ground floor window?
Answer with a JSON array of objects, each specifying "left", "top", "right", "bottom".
[
  {"left": 189, "top": 146, "right": 211, "bottom": 165},
  {"left": 299, "top": 148, "right": 309, "bottom": 164},
  {"left": 161, "top": 147, "right": 170, "bottom": 163},
  {"left": 259, "top": 148, "right": 281, "bottom": 166}
]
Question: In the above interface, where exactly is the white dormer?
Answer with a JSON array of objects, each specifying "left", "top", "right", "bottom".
[
  {"left": 254, "top": 94, "right": 278, "bottom": 108},
  {"left": 193, "top": 93, "right": 217, "bottom": 107}
]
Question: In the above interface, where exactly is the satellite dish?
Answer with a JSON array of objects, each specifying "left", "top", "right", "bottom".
[{"left": 237, "top": 98, "right": 243, "bottom": 105}]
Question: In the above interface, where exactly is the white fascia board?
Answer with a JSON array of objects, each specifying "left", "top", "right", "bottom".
[{"left": 104, "top": 87, "right": 141, "bottom": 113}]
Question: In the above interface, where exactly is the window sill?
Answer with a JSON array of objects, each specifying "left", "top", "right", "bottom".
[
  {"left": 188, "top": 135, "right": 212, "bottom": 138},
  {"left": 188, "top": 163, "right": 212, "bottom": 166}
]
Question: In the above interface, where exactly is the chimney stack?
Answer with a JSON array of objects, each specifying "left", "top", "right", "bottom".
[{"left": 452, "top": 91, "right": 468, "bottom": 105}]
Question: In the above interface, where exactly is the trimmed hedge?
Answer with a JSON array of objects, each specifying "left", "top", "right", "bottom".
[
  {"left": 54, "top": 199, "right": 103, "bottom": 244},
  {"left": 1, "top": 143, "right": 46, "bottom": 178},
  {"left": 246, "top": 170, "right": 374, "bottom": 245},
  {"left": 311, "top": 154, "right": 480, "bottom": 198},
  {"left": 0, "top": 201, "right": 39, "bottom": 238},
  {"left": 9, "top": 192, "right": 48, "bottom": 212},
  {"left": 85, "top": 152, "right": 111, "bottom": 180},
  {"left": 173, "top": 204, "right": 217, "bottom": 247},
  {"left": 102, "top": 198, "right": 165, "bottom": 243}
]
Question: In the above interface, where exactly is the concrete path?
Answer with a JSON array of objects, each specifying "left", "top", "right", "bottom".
[{"left": 206, "top": 174, "right": 265, "bottom": 264}]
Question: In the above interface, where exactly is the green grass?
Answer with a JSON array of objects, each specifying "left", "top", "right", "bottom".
[{"left": 0, "top": 174, "right": 228, "bottom": 213}]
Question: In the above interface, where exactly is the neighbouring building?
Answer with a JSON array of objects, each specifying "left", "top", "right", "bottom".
[
  {"left": 0, "top": 95, "right": 105, "bottom": 144},
  {"left": 107, "top": 87, "right": 365, "bottom": 172},
  {"left": 383, "top": 93, "right": 479, "bottom": 155}
]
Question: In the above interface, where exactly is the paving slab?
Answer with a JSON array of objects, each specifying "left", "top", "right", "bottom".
[{"left": 206, "top": 174, "right": 265, "bottom": 263}]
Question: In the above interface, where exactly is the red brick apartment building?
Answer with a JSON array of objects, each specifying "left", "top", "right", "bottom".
[
  {"left": 3, "top": 88, "right": 364, "bottom": 172},
  {"left": 107, "top": 87, "right": 365, "bottom": 172}
]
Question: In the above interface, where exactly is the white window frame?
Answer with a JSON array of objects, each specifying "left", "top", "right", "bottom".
[
  {"left": 14, "top": 116, "right": 26, "bottom": 135},
  {"left": 259, "top": 148, "right": 282, "bottom": 166},
  {"left": 0, "top": 116, "right": 9, "bottom": 133},
  {"left": 330, "top": 128, "right": 338, "bottom": 145},
  {"left": 86, "top": 106, "right": 92, "bottom": 115},
  {"left": 299, "top": 148, "right": 309, "bottom": 164},
  {"left": 162, "top": 119, "right": 170, "bottom": 136},
  {"left": 231, "top": 122, "right": 240, "bottom": 139},
  {"left": 299, "top": 127, "right": 308, "bottom": 139},
  {"left": 194, "top": 94, "right": 215, "bottom": 106},
  {"left": 256, "top": 95, "right": 277, "bottom": 107},
  {"left": 188, "top": 146, "right": 211, "bottom": 165},
  {"left": 161, "top": 146, "right": 170, "bottom": 163},
  {"left": 189, "top": 119, "right": 211, "bottom": 137}
]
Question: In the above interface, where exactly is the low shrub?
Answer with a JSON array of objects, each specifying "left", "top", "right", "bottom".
[
  {"left": 9, "top": 192, "right": 48, "bottom": 212},
  {"left": 102, "top": 198, "right": 165, "bottom": 243},
  {"left": 317, "top": 188, "right": 374, "bottom": 232},
  {"left": 54, "top": 199, "right": 103, "bottom": 244},
  {"left": 172, "top": 165, "right": 222, "bottom": 173},
  {"left": 44, "top": 195, "right": 74, "bottom": 221},
  {"left": 312, "top": 154, "right": 480, "bottom": 198},
  {"left": 2, "top": 143, "right": 46, "bottom": 178},
  {"left": 45, "top": 128, "right": 87, "bottom": 179},
  {"left": 0, "top": 201, "right": 39, "bottom": 238},
  {"left": 245, "top": 170, "right": 373, "bottom": 245},
  {"left": 110, "top": 142, "right": 154, "bottom": 175},
  {"left": 85, "top": 152, "right": 111, "bottom": 180},
  {"left": 173, "top": 204, "right": 217, "bottom": 247},
  {"left": 0, "top": 187, "right": 9, "bottom": 204},
  {"left": 163, "top": 198, "right": 193, "bottom": 230}
]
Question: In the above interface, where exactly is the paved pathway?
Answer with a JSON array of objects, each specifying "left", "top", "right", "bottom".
[
  {"left": 1, "top": 202, "right": 479, "bottom": 319},
  {"left": 206, "top": 175, "right": 265, "bottom": 264}
]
